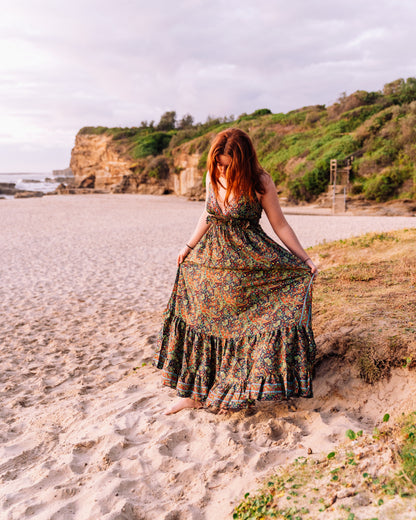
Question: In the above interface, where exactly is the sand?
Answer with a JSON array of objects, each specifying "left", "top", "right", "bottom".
[{"left": 0, "top": 194, "right": 415, "bottom": 520}]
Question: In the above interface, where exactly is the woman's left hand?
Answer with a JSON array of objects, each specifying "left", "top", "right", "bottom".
[
  {"left": 177, "top": 246, "right": 192, "bottom": 266},
  {"left": 305, "top": 258, "right": 318, "bottom": 274}
]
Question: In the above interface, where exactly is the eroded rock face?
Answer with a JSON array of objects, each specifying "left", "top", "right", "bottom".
[
  {"left": 170, "top": 149, "right": 204, "bottom": 197},
  {"left": 70, "top": 134, "right": 134, "bottom": 190},
  {"left": 69, "top": 132, "right": 205, "bottom": 198}
]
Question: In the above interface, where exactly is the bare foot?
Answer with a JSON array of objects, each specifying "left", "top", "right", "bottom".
[{"left": 165, "top": 398, "right": 203, "bottom": 415}]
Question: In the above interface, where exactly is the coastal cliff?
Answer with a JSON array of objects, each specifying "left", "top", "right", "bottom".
[
  {"left": 69, "top": 132, "right": 205, "bottom": 198},
  {"left": 70, "top": 133, "right": 140, "bottom": 190},
  {"left": 68, "top": 78, "right": 416, "bottom": 204}
]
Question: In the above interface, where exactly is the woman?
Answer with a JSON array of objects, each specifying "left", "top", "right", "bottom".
[{"left": 154, "top": 128, "right": 318, "bottom": 415}]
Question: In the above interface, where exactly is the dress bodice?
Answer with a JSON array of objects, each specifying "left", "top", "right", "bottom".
[{"left": 206, "top": 183, "right": 262, "bottom": 225}]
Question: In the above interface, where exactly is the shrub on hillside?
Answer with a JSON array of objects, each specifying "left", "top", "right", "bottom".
[
  {"left": 78, "top": 126, "right": 109, "bottom": 135},
  {"left": 328, "top": 90, "right": 381, "bottom": 119},
  {"left": 288, "top": 167, "right": 328, "bottom": 202},
  {"left": 305, "top": 110, "right": 323, "bottom": 125},
  {"left": 364, "top": 166, "right": 406, "bottom": 201},
  {"left": 252, "top": 108, "right": 272, "bottom": 117},
  {"left": 198, "top": 149, "right": 209, "bottom": 171},
  {"left": 144, "top": 156, "right": 170, "bottom": 179},
  {"left": 108, "top": 127, "right": 143, "bottom": 140},
  {"left": 132, "top": 132, "right": 172, "bottom": 158},
  {"left": 383, "top": 77, "right": 416, "bottom": 105},
  {"left": 169, "top": 128, "right": 199, "bottom": 149}
]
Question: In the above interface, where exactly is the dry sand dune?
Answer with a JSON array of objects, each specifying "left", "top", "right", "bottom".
[{"left": 0, "top": 194, "right": 415, "bottom": 519}]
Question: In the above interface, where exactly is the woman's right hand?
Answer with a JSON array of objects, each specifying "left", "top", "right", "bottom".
[
  {"left": 305, "top": 258, "right": 318, "bottom": 274},
  {"left": 177, "top": 246, "right": 192, "bottom": 266}
]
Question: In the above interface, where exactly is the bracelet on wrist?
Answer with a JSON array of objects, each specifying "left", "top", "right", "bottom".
[
  {"left": 186, "top": 243, "right": 194, "bottom": 250},
  {"left": 302, "top": 257, "right": 311, "bottom": 263}
]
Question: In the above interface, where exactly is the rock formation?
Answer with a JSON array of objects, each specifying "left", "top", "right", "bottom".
[
  {"left": 14, "top": 191, "right": 44, "bottom": 199},
  {"left": 70, "top": 134, "right": 134, "bottom": 191},
  {"left": 69, "top": 133, "right": 205, "bottom": 199},
  {"left": 170, "top": 149, "right": 204, "bottom": 198},
  {"left": 0, "top": 183, "right": 18, "bottom": 196}
]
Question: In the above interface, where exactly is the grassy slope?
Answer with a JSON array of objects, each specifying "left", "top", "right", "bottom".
[
  {"left": 311, "top": 229, "right": 416, "bottom": 383},
  {"left": 78, "top": 78, "right": 416, "bottom": 202},
  {"left": 233, "top": 228, "right": 416, "bottom": 519}
]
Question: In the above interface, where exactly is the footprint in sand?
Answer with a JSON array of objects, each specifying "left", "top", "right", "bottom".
[
  {"left": 253, "top": 448, "right": 289, "bottom": 471},
  {"left": 49, "top": 501, "right": 78, "bottom": 519},
  {"left": 157, "top": 429, "right": 192, "bottom": 458},
  {"left": 69, "top": 439, "right": 99, "bottom": 474}
]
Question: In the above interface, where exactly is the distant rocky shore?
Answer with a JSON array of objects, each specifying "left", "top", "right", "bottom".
[
  {"left": 0, "top": 182, "right": 46, "bottom": 199},
  {"left": 0, "top": 168, "right": 77, "bottom": 200}
]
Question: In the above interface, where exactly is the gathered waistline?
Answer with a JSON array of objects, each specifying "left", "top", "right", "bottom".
[{"left": 206, "top": 213, "right": 260, "bottom": 228}]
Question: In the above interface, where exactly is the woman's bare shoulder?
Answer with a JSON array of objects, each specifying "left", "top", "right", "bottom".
[
  {"left": 256, "top": 171, "right": 272, "bottom": 202},
  {"left": 259, "top": 171, "right": 275, "bottom": 191}
]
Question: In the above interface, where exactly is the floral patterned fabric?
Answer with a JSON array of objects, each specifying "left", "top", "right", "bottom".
[{"left": 153, "top": 186, "right": 316, "bottom": 410}]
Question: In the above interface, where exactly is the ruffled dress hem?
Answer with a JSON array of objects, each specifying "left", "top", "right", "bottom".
[{"left": 154, "top": 314, "right": 315, "bottom": 410}]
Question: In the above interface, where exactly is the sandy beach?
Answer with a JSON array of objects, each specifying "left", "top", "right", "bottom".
[{"left": 1, "top": 194, "right": 416, "bottom": 520}]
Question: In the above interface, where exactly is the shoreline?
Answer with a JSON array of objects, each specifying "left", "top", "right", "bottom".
[{"left": 1, "top": 187, "right": 415, "bottom": 217}]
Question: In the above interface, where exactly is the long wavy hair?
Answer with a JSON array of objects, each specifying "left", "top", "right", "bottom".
[{"left": 207, "top": 128, "right": 266, "bottom": 207}]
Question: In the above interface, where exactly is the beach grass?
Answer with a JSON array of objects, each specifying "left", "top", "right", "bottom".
[
  {"left": 233, "top": 228, "right": 416, "bottom": 519},
  {"left": 311, "top": 228, "right": 416, "bottom": 383}
]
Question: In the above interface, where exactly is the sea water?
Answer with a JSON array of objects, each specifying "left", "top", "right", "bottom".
[{"left": 0, "top": 172, "right": 62, "bottom": 199}]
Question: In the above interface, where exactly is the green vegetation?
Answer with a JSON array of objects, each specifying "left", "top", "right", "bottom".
[
  {"left": 144, "top": 156, "right": 170, "bottom": 179},
  {"left": 131, "top": 132, "right": 173, "bottom": 159},
  {"left": 310, "top": 228, "right": 416, "bottom": 383},
  {"left": 233, "top": 412, "right": 416, "bottom": 519},
  {"left": 401, "top": 412, "right": 416, "bottom": 485},
  {"left": 78, "top": 77, "right": 416, "bottom": 202}
]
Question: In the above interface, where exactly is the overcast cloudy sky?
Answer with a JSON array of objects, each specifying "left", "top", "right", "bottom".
[{"left": 1, "top": 0, "right": 416, "bottom": 172}]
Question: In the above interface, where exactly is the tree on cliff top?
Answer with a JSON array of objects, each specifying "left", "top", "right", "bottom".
[
  {"left": 157, "top": 111, "right": 176, "bottom": 131},
  {"left": 177, "top": 113, "right": 194, "bottom": 129}
]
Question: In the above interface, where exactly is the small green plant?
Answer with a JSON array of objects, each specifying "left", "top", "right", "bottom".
[{"left": 346, "top": 429, "right": 357, "bottom": 440}]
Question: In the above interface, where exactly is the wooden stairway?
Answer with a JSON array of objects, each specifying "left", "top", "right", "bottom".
[
  {"left": 329, "top": 159, "right": 352, "bottom": 214},
  {"left": 328, "top": 184, "right": 347, "bottom": 213}
]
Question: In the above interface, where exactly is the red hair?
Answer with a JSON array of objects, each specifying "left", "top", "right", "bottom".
[{"left": 207, "top": 128, "right": 266, "bottom": 207}]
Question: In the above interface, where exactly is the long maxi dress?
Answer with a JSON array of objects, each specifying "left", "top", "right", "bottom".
[{"left": 153, "top": 185, "right": 316, "bottom": 410}]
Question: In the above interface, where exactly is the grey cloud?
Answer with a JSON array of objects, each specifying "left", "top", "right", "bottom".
[{"left": 1, "top": 0, "right": 416, "bottom": 170}]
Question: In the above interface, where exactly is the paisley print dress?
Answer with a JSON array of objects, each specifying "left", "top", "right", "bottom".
[{"left": 153, "top": 185, "right": 316, "bottom": 410}]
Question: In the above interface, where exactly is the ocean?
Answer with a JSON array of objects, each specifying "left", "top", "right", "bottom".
[{"left": 0, "top": 172, "right": 63, "bottom": 199}]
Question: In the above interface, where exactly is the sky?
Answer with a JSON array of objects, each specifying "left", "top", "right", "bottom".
[{"left": 1, "top": 0, "right": 416, "bottom": 173}]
